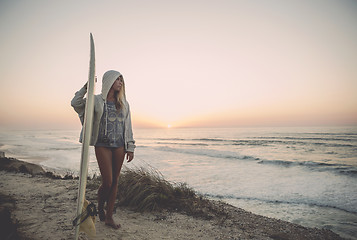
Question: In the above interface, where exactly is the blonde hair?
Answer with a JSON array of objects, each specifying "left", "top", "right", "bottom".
[{"left": 114, "top": 75, "right": 126, "bottom": 111}]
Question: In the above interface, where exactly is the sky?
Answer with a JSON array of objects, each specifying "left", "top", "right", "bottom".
[{"left": 0, "top": 0, "right": 356, "bottom": 129}]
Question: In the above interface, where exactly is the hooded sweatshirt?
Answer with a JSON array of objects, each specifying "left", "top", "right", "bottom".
[{"left": 71, "top": 70, "right": 136, "bottom": 152}]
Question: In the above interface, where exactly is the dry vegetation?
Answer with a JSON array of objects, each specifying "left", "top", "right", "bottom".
[{"left": 87, "top": 167, "right": 223, "bottom": 220}]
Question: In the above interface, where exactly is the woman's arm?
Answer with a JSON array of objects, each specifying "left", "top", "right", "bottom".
[
  {"left": 125, "top": 103, "right": 136, "bottom": 153},
  {"left": 71, "top": 84, "right": 87, "bottom": 124}
]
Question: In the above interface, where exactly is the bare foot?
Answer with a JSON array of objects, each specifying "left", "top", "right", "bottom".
[{"left": 105, "top": 218, "right": 121, "bottom": 229}]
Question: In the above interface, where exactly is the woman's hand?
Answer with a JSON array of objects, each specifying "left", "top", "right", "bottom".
[{"left": 126, "top": 152, "right": 134, "bottom": 162}]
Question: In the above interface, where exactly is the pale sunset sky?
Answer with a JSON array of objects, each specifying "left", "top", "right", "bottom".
[{"left": 0, "top": 0, "right": 356, "bottom": 129}]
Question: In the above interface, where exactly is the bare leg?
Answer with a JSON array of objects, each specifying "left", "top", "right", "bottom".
[
  {"left": 95, "top": 147, "right": 113, "bottom": 221},
  {"left": 105, "top": 146, "right": 125, "bottom": 229}
]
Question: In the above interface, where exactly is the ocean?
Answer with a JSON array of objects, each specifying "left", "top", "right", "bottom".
[{"left": 0, "top": 126, "right": 356, "bottom": 239}]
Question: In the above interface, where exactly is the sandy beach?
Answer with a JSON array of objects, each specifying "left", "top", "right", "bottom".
[{"left": 0, "top": 156, "right": 345, "bottom": 240}]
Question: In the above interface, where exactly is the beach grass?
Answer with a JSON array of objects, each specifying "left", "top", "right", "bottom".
[
  {"left": 117, "top": 167, "right": 196, "bottom": 211},
  {"left": 87, "top": 167, "right": 223, "bottom": 219}
]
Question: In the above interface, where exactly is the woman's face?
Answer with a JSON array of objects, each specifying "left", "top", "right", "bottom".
[{"left": 112, "top": 76, "right": 123, "bottom": 92}]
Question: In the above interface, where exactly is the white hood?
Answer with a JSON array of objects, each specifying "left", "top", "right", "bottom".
[{"left": 101, "top": 70, "right": 122, "bottom": 99}]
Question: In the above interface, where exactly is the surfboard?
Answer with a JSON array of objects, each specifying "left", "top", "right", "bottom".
[{"left": 74, "top": 33, "right": 96, "bottom": 240}]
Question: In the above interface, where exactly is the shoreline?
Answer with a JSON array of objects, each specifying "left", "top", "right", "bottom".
[{"left": 0, "top": 155, "right": 346, "bottom": 240}]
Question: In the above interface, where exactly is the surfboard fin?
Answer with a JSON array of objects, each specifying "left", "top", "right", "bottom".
[{"left": 73, "top": 199, "right": 97, "bottom": 238}]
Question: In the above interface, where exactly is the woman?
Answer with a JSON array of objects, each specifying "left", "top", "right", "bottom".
[{"left": 71, "top": 70, "right": 135, "bottom": 229}]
